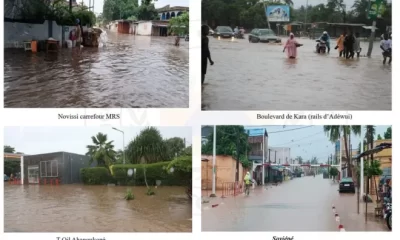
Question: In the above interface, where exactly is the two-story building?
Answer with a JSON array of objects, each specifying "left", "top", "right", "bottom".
[
  {"left": 157, "top": 5, "right": 189, "bottom": 20},
  {"left": 245, "top": 127, "right": 268, "bottom": 185}
]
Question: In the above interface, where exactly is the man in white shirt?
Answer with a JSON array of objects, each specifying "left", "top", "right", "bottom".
[{"left": 380, "top": 33, "right": 392, "bottom": 64}]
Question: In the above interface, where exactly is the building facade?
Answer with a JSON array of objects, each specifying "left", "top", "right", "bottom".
[
  {"left": 157, "top": 5, "right": 189, "bottom": 20},
  {"left": 23, "top": 152, "right": 91, "bottom": 185}
]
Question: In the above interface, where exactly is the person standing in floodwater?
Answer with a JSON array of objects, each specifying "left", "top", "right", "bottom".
[
  {"left": 75, "top": 19, "right": 82, "bottom": 48},
  {"left": 380, "top": 33, "right": 392, "bottom": 64},
  {"left": 344, "top": 32, "right": 355, "bottom": 59},
  {"left": 202, "top": 25, "right": 214, "bottom": 85},
  {"left": 283, "top": 33, "right": 302, "bottom": 59},
  {"left": 336, "top": 32, "right": 346, "bottom": 57},
  {"left": 353, "top": 32, "right": 361, "bottom": 58}
]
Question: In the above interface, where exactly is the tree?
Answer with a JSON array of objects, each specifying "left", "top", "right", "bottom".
[
  {"left": 164, "top": 137, "right": 186, "bottom": 159},
  {"left": 377, "top": 134, "right": 382, "bottom": 140},
  {"left": 323, "top": 126, "right": 361, "bottom": 178},
  {"left": 310, "top": 156, "right": 318, "bottom": 164},
  {"left": 4, "top": 145, "right": 15, "bottom": 153},
  {"left": 126, "top": 127, "right": 167, "bottom": 189},
  {"left": 295, "top": 156, "right": 303, "bottom": 164},
  {"left": 202, "top": 125, "right": 251, "bottom": 171},
  {"left": 384, "top": 126, "right": 392, "bottom": 139},
  {"left": 329, "top": 167, "right": 339, "bottom": 178},
  {"left": 103, "top": 0, "right": 139, "bottom": 22},
  {"left": 86, "top": 133, "right": 117, "bottom": 169}
]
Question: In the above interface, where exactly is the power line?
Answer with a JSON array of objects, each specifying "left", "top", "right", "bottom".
[
  {"left": 271, "top": 130, "right": 324, "bottom": 146},
  {"left": 268, "top": 126, "right": 314, "bottom": 134}
]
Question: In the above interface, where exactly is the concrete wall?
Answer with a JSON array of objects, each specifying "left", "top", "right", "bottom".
[
  {"left": 4, "top": 20, "right": 74, "bottom": 48},
  {"left": 136, "top": 21, "right": 153, "bottom": 36},
  {"left": 201, "top": 155, "right": 246, "bottom": 190}
]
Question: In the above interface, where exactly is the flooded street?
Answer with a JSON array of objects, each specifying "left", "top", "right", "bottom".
[
  {"left": 4, "top": 32, "right": 189, "bottom": 108},
  {"left": 202, "top": 36, "right": 391, "bottom": 110},
  {"left": 5, "top": 184, "right": 192, "bottom": 232},
  {"left": 202, "top": 175, "right": 388, "bottom": 231}
]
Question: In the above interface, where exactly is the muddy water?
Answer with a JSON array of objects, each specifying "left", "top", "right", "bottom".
[
  {"left": 202, "top": 175, "right": 388, "bottom": 231},
  {"left": 4, "top": 32, "right": 189, "bottom": 108},
  {"left": 4, "top": 184, "right": 192, "bottom": 232},
  {"left": 202, "top": 36, "right": 391, "bottom": 110}
]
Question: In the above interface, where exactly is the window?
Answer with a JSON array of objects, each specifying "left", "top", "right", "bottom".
[{"left": 40, "top": 160, "right": 58, "bottom": 177}]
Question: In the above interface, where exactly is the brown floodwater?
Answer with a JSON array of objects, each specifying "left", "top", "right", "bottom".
[
  {"left": 4, "top": 31, "right": 189, "bottom": 108},
  {"left": 4, "top": 184, "right": 192, "bottom": 232},
  {"left": 202, "top": 36, "right": 391, "bottom": 110}
]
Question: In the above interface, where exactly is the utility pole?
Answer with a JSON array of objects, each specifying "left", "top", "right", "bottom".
[
  {"left": 262, "top": 1, "right": 271, "bottom": 29},
  {"left": 274, "top": 151, "right": 277, "bottom": 163},
  {"left": 211, "top": 126, "right": 216, "bottom": 197},
  {"left": 235, "top": 130, "right": 240, "bottom": 182},
  {"left": 367, "top": 0, "right": 384, "bottom": 57},
  {"left": 268, "top": 149, "right": 271, "bottom": 183},
  {"left": 304, "top": 0, "right": 309, "bottom": 31},
  {"left": 349, "top": 131, "right": 351, "bottom": 178}
]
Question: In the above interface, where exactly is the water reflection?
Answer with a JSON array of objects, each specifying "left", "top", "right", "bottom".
[
  {"left": 4, "top": 184, "right": 192, "bottom": 232},
  {"left": 202, "top": 37, "right": 391, "bottom": 110},
  {"left": 4, "top": 32, "right": 189, "bottom": 108}
]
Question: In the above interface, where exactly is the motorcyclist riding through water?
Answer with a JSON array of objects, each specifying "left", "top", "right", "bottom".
[
  {"left": 234, "top": 26, "right": 239, "bottom": 34},
  {"left": 319, "top": 31, "right": 331, "bottom": 53}
]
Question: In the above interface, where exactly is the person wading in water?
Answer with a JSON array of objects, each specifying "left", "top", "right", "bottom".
[{"left": 201, "top": 25, "right": 214, "bottom": 85}]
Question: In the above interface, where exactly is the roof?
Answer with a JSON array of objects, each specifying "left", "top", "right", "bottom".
[
  {"left": 353, "top": 143, "right": 392, "bottom": 159},
  {"left": 157, "top": 5, "right": 189, "bottom": 13},
  {"left": 246, "top": 128, "right": 268, "bottom": 137}
]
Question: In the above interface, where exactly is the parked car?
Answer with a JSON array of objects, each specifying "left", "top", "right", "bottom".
[
  {"left": 339, "top": 177, "right": 356, "bottom": 193},
  {"left": 213, "top": 26, "right": 234, "bottom": 38},
  {"left": 248, "top": 28, "right": 281, "bottom": 43},
  {"left": 4, "top": 174, "right": 10, "bottom": 182}
]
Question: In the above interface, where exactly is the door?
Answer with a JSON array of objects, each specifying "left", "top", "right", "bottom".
[{"left": 28, "top": 165, "right": 39, "bottom": 184}]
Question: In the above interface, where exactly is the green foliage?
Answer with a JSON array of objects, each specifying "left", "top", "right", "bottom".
[
  {"left": 202, "top": 0, "right": 391, "bottom": 31},
  {"left": 112, "top": 161, "right": 189, "bottom": 186},
  {"left": 357, "top": 160, "right": 383, "bottom": 177},
  {"left": 4, "top": 161, "right": 21, "bottom": 176},
  {"left": 295, "top": 156, "right": 303, "bottom": 164},
  {"left": 167, "top": 155, "right": 192, "bottom": 173},
  {"left": 15, "top": 0, "right": 96, "bottom": 26},
  {"left": 168, "top": 12, "right": 189, "bottom": 35},
  {"left": 125, "top": 189, "right": 134, "bottom": 200},
  {"left": 103, "top": 0, "right": 158, "bottom": 22},
  {"left": 384, "top": 126, "right": 392, "bottom": 139},
  {"left": 164, "top": 137, "right": 186, "bottom": 159},
  {"left": 4, "top": 145, "right": 16, "bottom": 153},
  {"left": 86, "top": 132, "right": 117, "bottom": 168},
  {"left": 146, "top": 187, "right": 156, "bottom": 196},
  {"left": 80, "top": 167, "right": 110, "bottom": 185},
  {"left": 125, "top": 189, "right": 135, "bottom": 200},
  {"left": 329, "top": 167, "right": 339, "bottom": 177},
  {"left": 126, "top": 127, "right": 167, "bottom": 164},
  {"left": 202, "top": 125, "right": 251, "bottom": 169}
]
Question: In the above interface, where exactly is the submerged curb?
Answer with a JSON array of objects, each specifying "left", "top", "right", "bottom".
[{"left": 332, "top": 204, "right": 346, "bottom": 232}]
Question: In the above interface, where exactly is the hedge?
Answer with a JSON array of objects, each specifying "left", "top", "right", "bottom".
[
  {"left": 111, "top": 161, "right": 191, "bottom": 186},
  {"left": 80, "top": 167, "right": 110, "bottom": 185}
]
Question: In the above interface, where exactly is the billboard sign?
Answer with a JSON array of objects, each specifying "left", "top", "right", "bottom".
[
  {"left": 368, "top": 0, "right": 385, "bottom": 20},
  {"left": 266, "top": 5, "right": 290, "bottom": 22}
]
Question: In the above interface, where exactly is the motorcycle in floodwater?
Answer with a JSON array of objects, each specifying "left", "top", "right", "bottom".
[
  {"left": 316, "top": 39, "right": 327, "bottom": 53},
  {"left": 234, "top": 32, "right": 245, "bottom": 39},
  {"left": 383, "top": 202, "right": 392, "bottom": 230}
]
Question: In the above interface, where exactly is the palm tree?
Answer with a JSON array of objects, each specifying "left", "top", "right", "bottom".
[
  {"left": 323, "top": 126, "right": 361, "bottom": 177},
  {"left": 86, "top": 132, "right": 117, "bottom": 169},
  {"left": 126, "top": 127, "right": 167, "bottom": 189},
  {"left": 364, "top": 125, "right": 376, "bottom": 194}
]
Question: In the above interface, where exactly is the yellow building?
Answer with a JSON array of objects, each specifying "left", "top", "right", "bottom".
[{"left": 365, "top": 139, "right": 391, "bottom": 199}]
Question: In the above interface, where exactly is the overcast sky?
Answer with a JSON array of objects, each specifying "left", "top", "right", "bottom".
[
  {"left": 245, "top": 125, "right": 391, "bottom": 162},
  {"left": 81, "top": 0, "right": 189, "bottom": 15},
  {"left": 4, "top": 126, "right": 192, "bottom": 155}
]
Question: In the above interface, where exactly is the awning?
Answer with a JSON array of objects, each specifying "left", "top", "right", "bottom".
[{"left": 353, "top": 143, "right": 391, "bottom": 159}]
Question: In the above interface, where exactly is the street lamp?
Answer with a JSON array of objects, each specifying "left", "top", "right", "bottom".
[{"left": 112, "top": 127, "right": 125, "bottom": 164}]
